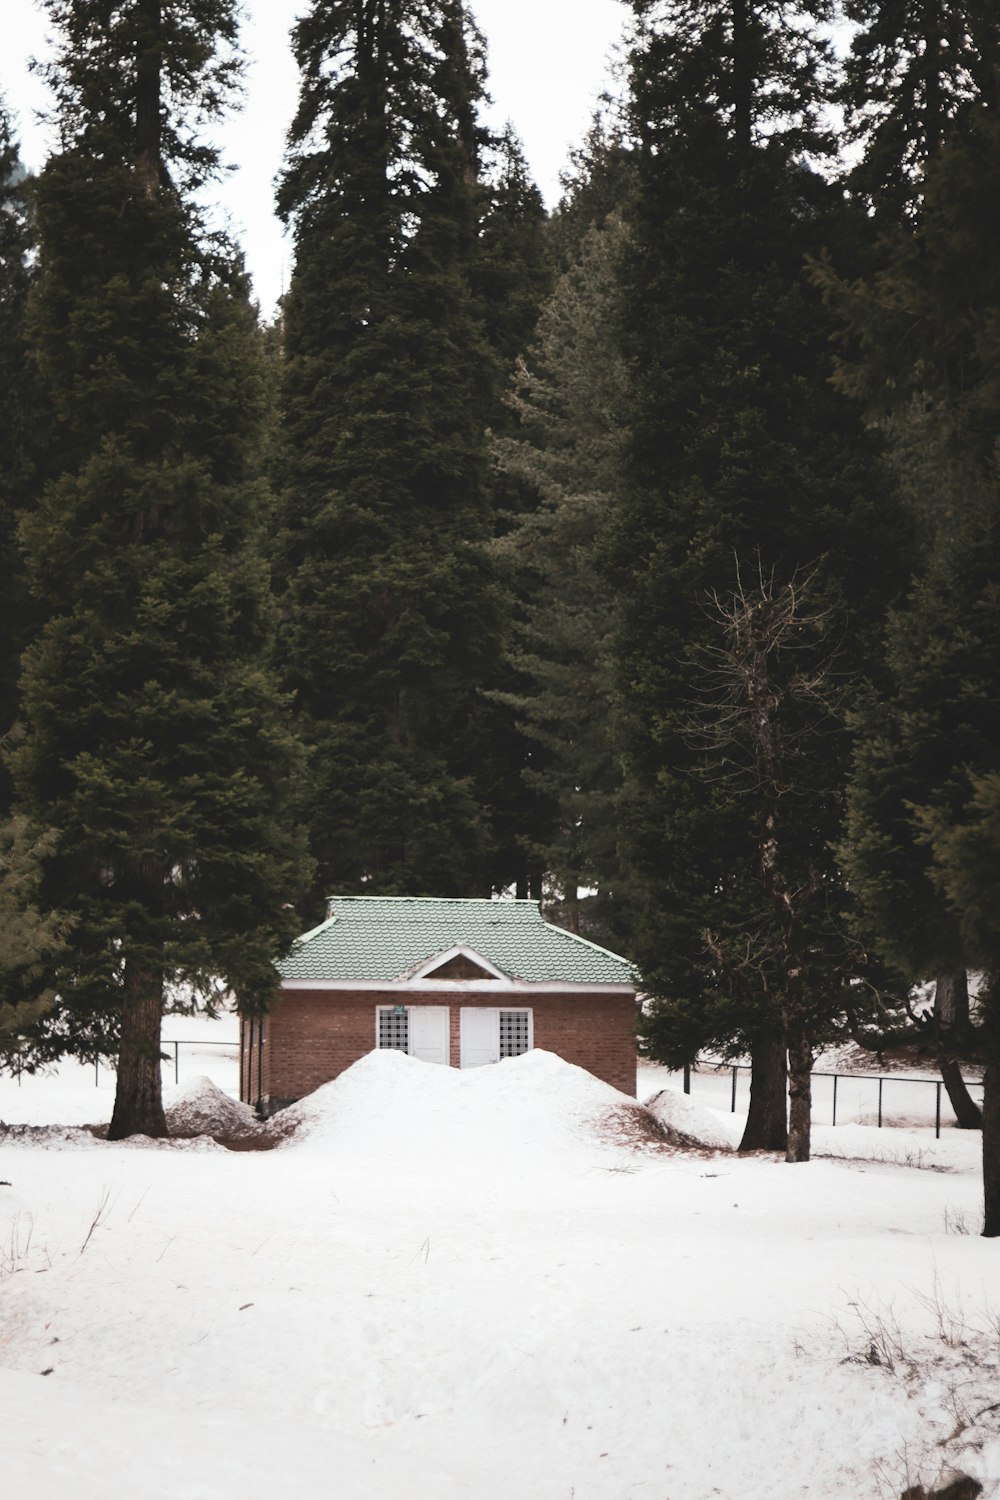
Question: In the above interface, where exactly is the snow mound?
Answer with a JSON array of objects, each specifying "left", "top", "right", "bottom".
[
  {"left": 164, "top": 1075, "right": 262, "bottom": 1139},
  {"left": 270, "top": 1048, "right": 663, "bottom": 1159},
  {"left": 644, "top": 1086, "right": 739, "bottom": 1150},
  {"left": 0, "top": 1121, "right": 105, "bottom": 1150}
]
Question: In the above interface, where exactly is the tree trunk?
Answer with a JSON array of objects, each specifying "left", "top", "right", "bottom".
[
  {"left": 135, "top": 0, "right": 163, "bottom": 200},
  {"left": 108, "top": 955, "right": 167, "bottom": 1140},
  {"left": 739, "top": 1026, "right": 787, "bottom": 1151},
  {"left": 935, "top": 971, "right": 982, "bottom": 1129},
  {"left": 982, "top": 978, "right": 1000, "bottom": 1235},
  {"left": 785, "top": 1017, "right": 813, "bottom": 1163},
  {"left": 940, "top": 1055, "right": 983, "bottom": 1129},
  {"left": 982, "top": 1058, "right": 1000, "bottom": 1237}
]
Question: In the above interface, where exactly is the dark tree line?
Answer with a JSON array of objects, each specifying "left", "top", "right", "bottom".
[
  {"left": 605, "top": 0, "right": 1000, "bottom": 1212},
  {"left": 1, "top": 0, "right": 999, "bottom": 1235}
]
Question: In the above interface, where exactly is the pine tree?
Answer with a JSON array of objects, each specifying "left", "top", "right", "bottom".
[
  {"left": 844, "top": 521, "right": 994, "bottom": 1113},
  {"left": 13, "top": 0, "right": 309, "bottom": 1138},
  {"left": 275, "top": 0, "right": 508, "bottom": 911},
  {"left": 0, "top": 818, "right": 70, "bottom": 1061},
  {"left": 472, "top": 124, "right": 551, "bottom": 382},
  {"left": 687, "top": 566, "right": 910, "bottom": 1162},
  {"left": 809, "top": 3, "right": 1000, "bottom": 1140},
  {"left": 919, "top": 770, "right": 1000, "bottom": 1234},
  {"left": 546, "top": 117, "right": 636, "bottom": 272},
  {"left": 482, "top": 127, "right": 636, "bottom": 929},
  {"left": 0, "top": 99, "right": 41, "bottom": 815},
  {"left": 462, "top": 121, "right": 556, "bottom": 902},
  {"left": 834, "top": 108, "right": 1000, "bottom": 1227},
  {"left": 840, "top": 0, "right": 1000, "bottom": 219},
  {"left": 493, "top": 215, "right": 629, "bottom": 941},
  {"left": 613, "top": 0, "right": 908, "bottom": 1155}
]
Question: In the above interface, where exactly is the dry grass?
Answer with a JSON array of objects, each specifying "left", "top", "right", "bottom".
[{"left": 594, "top": 1102, "right": 679, "bottom": 1153}]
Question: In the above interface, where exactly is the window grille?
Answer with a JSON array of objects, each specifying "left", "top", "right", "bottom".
[
  {"left": 378, "top": 1007, "right": 409, "bottom": 1051},
  {"left": 499, "top": 1010, "right": 530, "bottom": 1059}
]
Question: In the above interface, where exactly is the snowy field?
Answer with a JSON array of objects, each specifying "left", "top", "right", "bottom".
[{"left": 2, "top": 1026, "right": 998, "bottom": 1500}]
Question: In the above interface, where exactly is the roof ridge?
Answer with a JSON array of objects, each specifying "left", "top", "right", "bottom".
[
  {"left": 326, "top": 895, "right": 538, "bottom": 906},
  {"left": 295, "top": 915, "right": 337, "bottom": 945}
]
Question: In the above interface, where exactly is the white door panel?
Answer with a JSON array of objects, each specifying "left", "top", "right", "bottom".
[
  {"left": 408, "top": 1006, "right": 449, "bottom": 1065},
  {"left": 460, "top": 1007, "right": 498, "bottom": 1068}
]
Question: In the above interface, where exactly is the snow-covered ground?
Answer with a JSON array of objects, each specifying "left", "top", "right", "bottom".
[{"left": 2, "top": 1028, "right": 998, "bottom": 1500}]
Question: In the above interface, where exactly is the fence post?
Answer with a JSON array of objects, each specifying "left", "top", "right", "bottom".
[
  {"left": 95, "top": 1056, "right": 99, "bottom": 1087},
  {"left": 935, "top": 1082, "right": 942, "bottom": 1140},
  {"left": 832, "top": 1074, "right": 838, "bottom": 1128},
  {"left": 174, "top": 1040, "right": 180, "bottom": 1085},
  {"left": 731, "top": 1066, "right": 738, "bottom": 1113},
  {"left": 683, "top": 1062, "right": 691, "bottom": 1095},
  {"left": 878, "top": 1077, "right": 883, "bottom": 1129}
]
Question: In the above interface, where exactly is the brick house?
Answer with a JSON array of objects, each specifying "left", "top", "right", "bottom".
[{"left": 240, "top": 896, "right": 638, "bottom": 1113}]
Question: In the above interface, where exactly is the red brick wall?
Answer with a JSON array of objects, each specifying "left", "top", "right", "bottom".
[
  {"left": 248, "top": 987, "right": 637, "bottom": 1108},
  {"left": 532, "top": 992, "right": 637, "bottom": 1097}
]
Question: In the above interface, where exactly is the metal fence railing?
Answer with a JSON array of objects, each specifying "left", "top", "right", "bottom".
[
  {"left": 8, "top": 1039, "right": 238, "bottom": 1089},
  {"left": 160, "top": 1039, "right": 237, "bottom": 1085},
  {"left": 672, "top": 1062, "right": 985, "bottom": 1139}
]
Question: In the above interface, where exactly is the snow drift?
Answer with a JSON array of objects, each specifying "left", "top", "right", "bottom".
[
  {"left": 643, "top": 1086, "right": 740, "bottom": 1150},
  {"left": 164, "top": 1074, "right": 263, "bottom": 1139},
  {"left": 269, "top": 1047, "right": 664, "bottom": 1159}
]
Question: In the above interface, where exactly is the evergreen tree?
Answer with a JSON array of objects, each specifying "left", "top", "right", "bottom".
[
  {"left": 0, "top": 818, "right": 70, "bottom": 1060},
  {"left": 834, "top": 109, "right": 1000, "bottom": 1228},
  {"left": 0, "top": 99, "right": 40, "bottom": 815},
  {"left": 13, "top": 0, "right": 308, "bottom": 1138},
  {"left": 484, "top": 126, "right": 636, "bottom": 929},
  {"left": 472, "top": 124, "right": 551, "bottom": 383},
  {"left": 613, "top": 0, "right": 908, "bottom": 1154},
  {"left": 276, "top": 0, "right": 508, "bottom": 911},
  {"left": 840, "top": 0, "right": 1000, "bottom": 218},
  {"left": 920, "top": 773, "right": 1000, "bottom": 1233},
  {"left": 463, "top": 121, "right": 557, "bottom": 902},
  {"left": 493, "top": 215, "right": 629, "bottom": 941},
  {"left": 843, "top": 523, "right": 993, "bottom": 1118},
  {"left": 688, "top": 566, "right": 909, "bottom": 1161},
  {"left": 812, "top": 4, "right": 1000, "bottom": 1137},
  {"left": 546, "top": 117, "right": 636, "bottom": 272}
]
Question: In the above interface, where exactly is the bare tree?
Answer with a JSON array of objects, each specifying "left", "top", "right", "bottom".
[{"left": 689, "top": 560, "right": 856, "bottom": 1163}]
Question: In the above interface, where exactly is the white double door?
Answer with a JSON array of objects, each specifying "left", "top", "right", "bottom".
[{"left": 394, "top": 1005, "right": 529, "bottom": 1068}]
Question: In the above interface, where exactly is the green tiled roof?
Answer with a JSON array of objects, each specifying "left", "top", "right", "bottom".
[{"left": 278, "top": 897, "right": 636, "bottom": 986}]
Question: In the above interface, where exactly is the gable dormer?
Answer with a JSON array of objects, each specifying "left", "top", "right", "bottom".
[{"left": 407, "top": 945, "right": 507, "bottom": 983}]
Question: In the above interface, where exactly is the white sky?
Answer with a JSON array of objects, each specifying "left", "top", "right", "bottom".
[{"left": 2, "top": 0, "right": 628, "bottom": 315}]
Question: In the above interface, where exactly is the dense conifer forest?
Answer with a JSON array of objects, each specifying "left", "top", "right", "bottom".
[{"left": 1, "top": 0, "right": 999, "bottom": 1229}]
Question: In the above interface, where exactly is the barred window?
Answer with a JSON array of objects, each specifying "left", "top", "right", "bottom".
[
  {"left": 499, "top": 1009, "right": 530, "bottom": 1059},
  {"left": 378, "top": 1007, "right": 409, "bottom": 1051}
]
